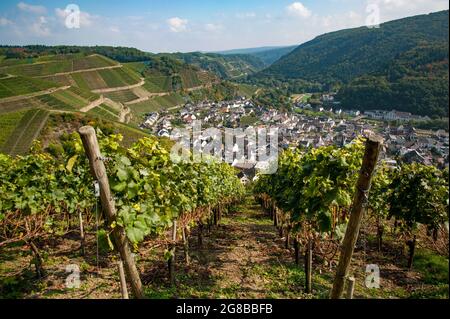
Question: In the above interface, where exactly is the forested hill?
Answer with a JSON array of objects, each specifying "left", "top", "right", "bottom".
[
  {"left": 216, "top": 45, "right": 298, "bottom": 65},
  {"left": 257, "top": 10, "right": 448, "bottom": 83},
  {"left": 254, "top": 10, "right": 449, "bottom": 117},
  {"left": 166, "top": 52, "right": 266, "bottom": 79}
]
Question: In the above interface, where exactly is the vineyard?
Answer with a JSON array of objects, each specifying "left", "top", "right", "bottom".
[
  {"left": 253, "top": 138, "right": 449, "bottom": 298},
  {"left": 0, "top": 128, "right": 245, "bottom": 298},
  {"left": 129, "top": 93, "right": 185, "bottom": 124},
  {"left": 105, "top": 90, "right": 140, "bottom": 104},
  {"left": 0, "top": 109, "right": 50, "bottom": 156},
  {"left": 0, "top": 55, "right": 118, "bottom": 78},
  {"left": 87, "top": 104, "right": 121, "bottom": 122},
  {"left": 0, "top": 76, "right": 59, "bottom": 99},
  {"left": 143, "top": 75, "right": 173, "bottom": 93},
  {"left": 0, "top": 132, "right": 448, "bottom": 299}
]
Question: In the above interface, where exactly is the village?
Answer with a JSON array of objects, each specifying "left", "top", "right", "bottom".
[{"left": 137, "top": 94, "right": 449, "bottom": 182}]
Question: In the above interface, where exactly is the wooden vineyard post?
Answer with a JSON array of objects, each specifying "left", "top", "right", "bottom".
[
  {"left": 346, "top": 276, "right": 355, "bottom": 299},
  {"left": 294, "top": 237, "right": 300, "bottom": 265},
  {"left": 213, "top": 207, "right": 218, "bottom": 226},
  {"left": 168, "top": 220, "right": 177, "bottom": 286},
  {"left": 78, "top": 210, "right": 85, "bottom": 256},
  {"left": 182, "top": 227, "right": 190, "bottom": 265},
  {"left": 198, "top": 221, "right": 203, "bottom": 248},
  {"left": 78, "top": 126, "right": 144, "bottom": 299},
  {"left": 330, "top": 136, "right": 382, "bottom": 299},
  {"left": 305, "top": 238, "right": 313, "bottom": 293},
  {"left": 407, "top": 235, "right": 417, "bottom": 270},
  {"left": 118, "top": 260, "right": 129, "bottom": 299}
]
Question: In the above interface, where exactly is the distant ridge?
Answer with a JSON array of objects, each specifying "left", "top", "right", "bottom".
[
  {"left": 213, "top": 45, "right": 298, "bottom": 66},
  {"left": 214, "top": 46, "right": 296, "bottom": 55}
]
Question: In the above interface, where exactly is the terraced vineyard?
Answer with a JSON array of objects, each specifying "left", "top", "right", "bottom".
[
  {"left": 0, "top": 110, "right": 27, "bottom": 148},
  {"left": 143, "top": 75, "right": 173, "bottom": 92},
  {"left": 129, "top": 93, "right": 184, "bottom": 122},
  {"left": 0, "top": 97, "right": 45, "bottom": 114},
  {"left": 87, "top": 103, "right": 121, "bottom": 121},
  {"left": 67, "top": 86, "right": 100, "bottom": 102},
  {"left": 98, "top": 67, "right": 141, "bottom": 88},
  {"left": 105, "top": 89, "right": 139, "bottom": 103},
  {"left": 180, "top": 69, "right": 201, "bottom": 88},
  {"left": 72, "top": 68, "right": 141, "bottom": 91},
  {"left": 48, "top": 90, "right": 89, "bottom": 111},
  {"left": 35, "top": 94, "right": 77, "bottom": 112},
  {"left": 197, "top": 70, "right": 217, "bottom": 84},
  {"left": 0, "top": 76, "right": 59, "bottom": 99},
  {"left": 2, "top": 60, "right": 73, "bottom": 77},
  {"left": 72, "top": 55, "right": 117, "bottom": 71},
  {"left": 41, "top": 74, "right": 74, "bottom": 86},
  {"left": 0, "top": 108, "right": 50, "bottom": 155},
  {"left": 237, "top": 83, "right": 259, "bottom": 97},
  {"left": 0, "top": 54, "right": 118, "bottom": 77}
]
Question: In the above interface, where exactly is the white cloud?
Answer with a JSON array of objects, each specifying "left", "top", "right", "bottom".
[
  {"left": 167, "top": 17, "right": 188, "bottom": 32},
  {"left": 0, "top": 17, "right": 13, "bottom": 26},
  {"left": 55, "top": 8, "right": 94, "bottom": 27},
  {"left": 287, "top": 2, "right": 312, "bottom": 18},
  {"left": 369, "top": 0, "right": 449, "bottom": 20},
  {"left": 17, "top": 2, "right": 47, "bottom": 14},
  {"left": 31, "top": 16, "right": 50, "bottom": 36},
  {"left": 205, "top": 23, "right": 222, "bottom": 32},
  {"left": 110, "top": 26, "right": 120, "bottom": 33},
  {"left": 236, "top": 12, "right": 257, "bottom": 19}
]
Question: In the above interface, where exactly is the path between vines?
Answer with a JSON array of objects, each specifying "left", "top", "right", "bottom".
[
  {"left": 193, "top": 200, "right": 291, "bottom": 297},
  {"left": 142, "top": 197, "right": 306, "bottom": 299},
  {"left": 1, "top": 197, "right": 440, "bottom": 299}
]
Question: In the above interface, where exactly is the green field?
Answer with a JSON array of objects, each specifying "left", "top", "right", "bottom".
[
  {"left": 0, "top": 76, "right": 59, "bottom": 99},
  {"left": 105, "top": 90, "right": 139, "bottom": 103},
  {"left": 1, "top": 108, "right": 50, "bottom": 155},
  {"left": 0, "top": 110, "right": 27, "bottom": 148}
]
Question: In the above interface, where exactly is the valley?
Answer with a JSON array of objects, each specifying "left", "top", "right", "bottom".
[{"left": 0, "top": 5, "right": 448, "bottom": 302}]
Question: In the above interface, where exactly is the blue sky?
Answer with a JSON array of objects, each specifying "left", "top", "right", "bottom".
[{"left": 0, "top": 0, "right": 448, "bottom": 52}]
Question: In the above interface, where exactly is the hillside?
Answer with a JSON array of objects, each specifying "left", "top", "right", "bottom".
[
  {"left": 337, "top": 43, "right": 449, "bottom": 117},
  {"left": 166, "top": 52, "right": 266, "bottom": 79},
  {"left": 0, "top": 48, "right": 255, "bottom": 155},
  {"left": 254, "top": 10, "right": 449, "bottom": 116},
  {"left": 215, "top": 45, "right": 297, "bottom": 65},
  {"left": 259, "top": 11, "right": 448, "bottom": 83}
]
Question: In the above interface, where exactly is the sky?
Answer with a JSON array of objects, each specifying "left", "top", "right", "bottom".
[{"left": 0, "top": 0, "right": 448, "bottom": 53}]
